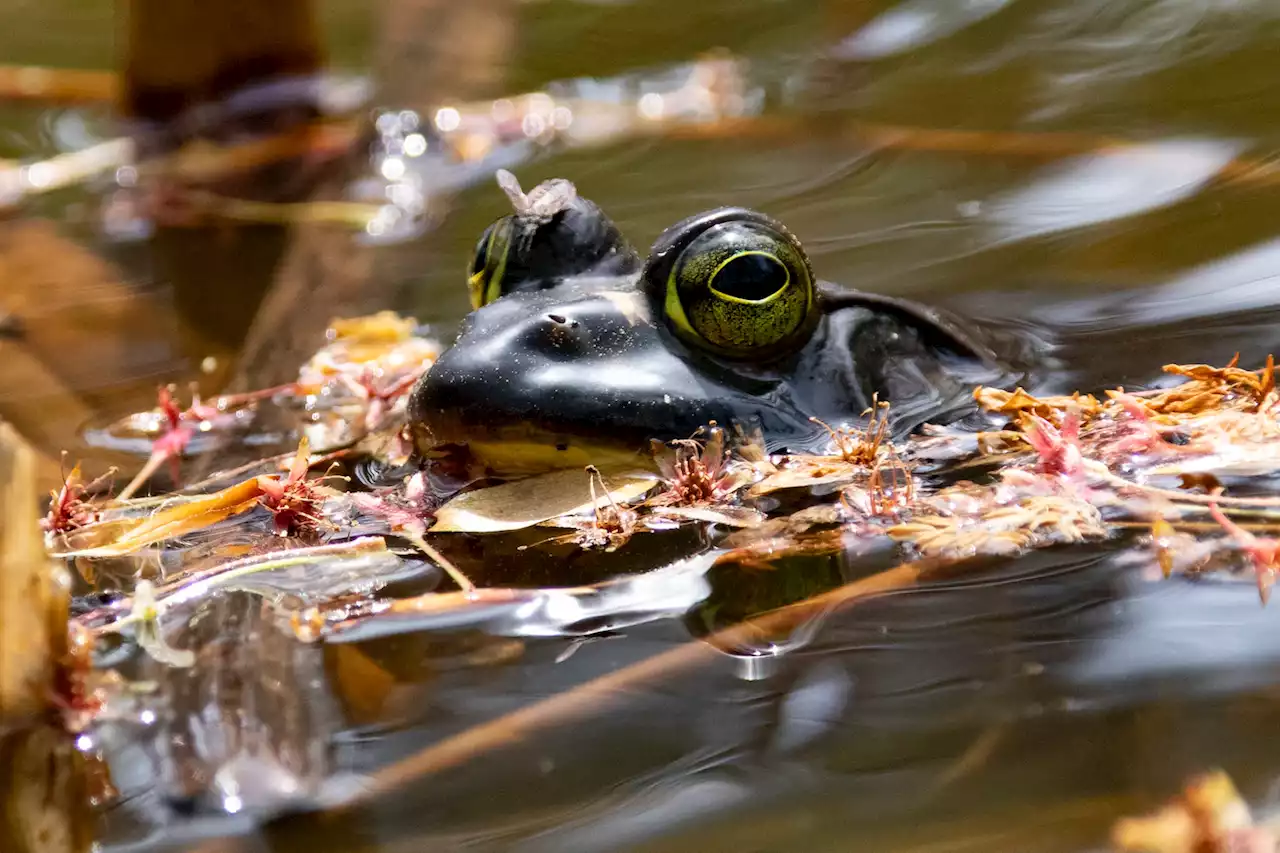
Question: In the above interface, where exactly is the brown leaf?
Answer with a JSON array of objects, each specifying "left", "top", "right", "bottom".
[
  {"left": 649, "top": 505, "right": 766, "bottom": 528},
  {"left": 974, "top": 386, "right": 1101, "bottom": 423},
  {"left": 431, "top": 467, "right": 659, "bottom": 534},
  {"left": 747, "top": 458, "right": 862, "bottom": 497},
  {"left": 57, "top": 478, "right": 264, "bottom": 557}
]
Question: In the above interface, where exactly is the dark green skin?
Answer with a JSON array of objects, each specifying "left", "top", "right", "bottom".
[
  {"left": 412, "top": 202, "right": 1018, "bottom": 460},
  {"left": 473, "top": 191, "right": 643, "bottom": 298}
]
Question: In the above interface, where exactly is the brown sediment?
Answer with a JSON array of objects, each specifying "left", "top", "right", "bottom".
[{"left": 119, "top": 0, "right": 324, "bottom": 125}]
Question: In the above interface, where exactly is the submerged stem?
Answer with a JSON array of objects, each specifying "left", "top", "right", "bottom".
[
  {"left": 403, "top": 530, "right": 475, "bottom": 593},
  {"left": 118, "top": 451, "right": 168, "bottom": 501}
]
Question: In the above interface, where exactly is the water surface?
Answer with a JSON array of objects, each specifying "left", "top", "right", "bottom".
[{"left": 6, "top": 1, "right": 1280, "bottom": 850}]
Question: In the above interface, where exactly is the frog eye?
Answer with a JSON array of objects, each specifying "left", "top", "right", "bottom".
[
  {"left": 467, "top": 217, "right": 514, "bottom": 309},
  {"left": 644, "top": 208, "right": 819, "bottom": 359}
]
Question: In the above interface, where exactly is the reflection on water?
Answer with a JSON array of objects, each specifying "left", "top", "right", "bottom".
[
  {"left": 982, "top": 138, "right": 1244, "bottom": 242},
  {"left": 6, "top": 0, "right": 1280, "bottom": 850}
]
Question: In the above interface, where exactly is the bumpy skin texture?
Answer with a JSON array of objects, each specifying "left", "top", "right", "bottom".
[
  {"left": 508, "top": 198, "right": 641, "bottom": 288},
  {"left": 474, "top": 195, "right": 642, "bottom": 305},
  {"left": 415, "top": 197, "right": 1017, "bottom": 460}
]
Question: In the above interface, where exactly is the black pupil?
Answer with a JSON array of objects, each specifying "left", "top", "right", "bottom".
[
  {"left": 471, "top": 227, "right": 492, "bottom": 276},
  {"left": 710, "top": 253, "right": 788, "bottom": 301}
]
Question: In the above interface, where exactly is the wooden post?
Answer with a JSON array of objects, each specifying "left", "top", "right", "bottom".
[
  {"left": 0, "top": 422, "right": 90, "bottom": 853},
  {"left": 0, "top": 421, "right": 67, "bottom": 725},
  {"left": 120, "top": 0, "right": 325, "bottom": 130}
]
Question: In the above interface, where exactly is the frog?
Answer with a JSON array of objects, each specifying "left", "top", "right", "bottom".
[{"left": 409, "top": 170, "right": 1021, "bottom": 476}]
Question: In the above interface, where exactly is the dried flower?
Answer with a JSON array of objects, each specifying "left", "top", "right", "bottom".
[
  {"left": 254, "top": 436, "right": 342, "bottom": 536},
  {"left": 889, "top": 493, "right": 1105, "bottom": 559},
  {"left": 527, "top": 466, "right": 641, "bottom": 552},
  {"left": 650, "top": 426, "right": 747, "bottom": 506},
  {"left": 352, "top": 470, "right": 433, "bottom": 537},
  {"left": 1022, "top": 408, "right": 1085, "bottom": 481},
  {"left": 1208, "top": 496, "right": 1279, "bottom": 603},
  {"left": 867, "top": 447, "right": 916, "bottom": 518},
  {"left": 570, "top": 466, "right": 640, "bottom": 551},
  {"left": 1144, "top": 353, "right": 1278, "bottom": 415},
  {"left": 43, "top": 461, "right": 115, "bottom": 535},
  {"left": 811, "top": 397, "right": 892, "bottom": 466}
]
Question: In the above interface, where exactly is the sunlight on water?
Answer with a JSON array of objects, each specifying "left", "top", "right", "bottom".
[
  {"left": 833, "top": 0, "right": 1014, "bottom": 61},
  {"left": 983, "top": 138, "right": 1243, "bottom": 241}
]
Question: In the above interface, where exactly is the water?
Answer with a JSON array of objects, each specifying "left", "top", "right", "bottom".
[{"left": 7, "top": 0, "right": 1280, "bottom": 850}]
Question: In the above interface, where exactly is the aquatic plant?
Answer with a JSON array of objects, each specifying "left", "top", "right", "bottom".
[{"left": 30, "top": 312, "right": 1280, "bottom": 849}]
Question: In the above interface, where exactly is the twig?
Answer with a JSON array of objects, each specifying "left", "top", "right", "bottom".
[
  {"left": 1111, "top": 519, "right": 1280, "bottom": 533},
  {"left": 177, "top": 190, "right": 385, "bottom": 228},
  {"left": 401, "top": 529, "right": 475, "bottom": 593},
  {"left": 0, "top": 137, "right": 134, "bottom": 206}
]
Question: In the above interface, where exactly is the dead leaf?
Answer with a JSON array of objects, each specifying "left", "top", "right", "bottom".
[
  {"left": 431, "top": 467, "right": 659, "bottom": 534},
  {"left": 58, "top": 478, "right": 264, "bottom": 557},
  {"left": 747, "top": 458, "right": 862, "bottom": 497},
  {"left": 649, "top": 505, "right": 765, "bottom": 528}
]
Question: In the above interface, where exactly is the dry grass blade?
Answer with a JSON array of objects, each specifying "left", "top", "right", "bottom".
[{"left": 56, "top": 478, "right": 264, "bottom": 557}]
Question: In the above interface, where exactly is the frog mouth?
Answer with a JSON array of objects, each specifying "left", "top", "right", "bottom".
[{"left": 413, "top": 416, "right": 655, "bottom": 479}]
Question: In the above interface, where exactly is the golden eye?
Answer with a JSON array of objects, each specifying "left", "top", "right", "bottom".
[
  {"left": 650, "top": 211, "right": 818, "bottom": 359},
  {"left": 467, "top": 218, "right": 513, "bottom": 310},
  {"left": 708, "top": 251, "right": 790, "bottom": 303}
]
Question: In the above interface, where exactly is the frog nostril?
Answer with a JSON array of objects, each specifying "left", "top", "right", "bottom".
[{"left": 533, "top": 312, "right": 588, "bottom": 357}]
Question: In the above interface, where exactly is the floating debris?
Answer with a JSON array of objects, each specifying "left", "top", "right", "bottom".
[
  {"left": 1111, "top": 770, "right": 1272, "bottom": 853},
  {"left": 291, "top": 311, "right": 440, "bottom": 451},
  {"left": 544, "top": 465, "right": 643, "bottom": 552},
  {"left": 36, "top": 314, "right": 1280, "bottom": 840},
  {"left": 431, "top": 465, "right": 659, "bottom": 535}
]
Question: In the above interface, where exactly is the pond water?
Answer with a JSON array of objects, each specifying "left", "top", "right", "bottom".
[{"left": 8, "top": 1, "right": 1280, "bottom": 851}]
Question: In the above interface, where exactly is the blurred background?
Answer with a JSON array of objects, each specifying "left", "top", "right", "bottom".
[
  {"left": 5, "top": 1, "right": 1280, "bottom": 850},
  {"left": 6, "top": 0, "right": 1280, "bottom": 495}
]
